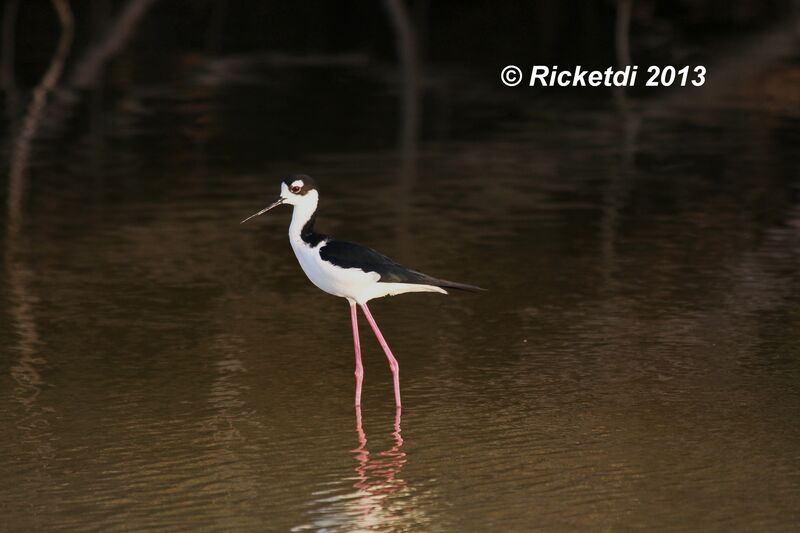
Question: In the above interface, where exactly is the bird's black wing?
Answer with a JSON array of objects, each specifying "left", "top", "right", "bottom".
[
  {"left": 319, "top": 239, "right": 426, "bottom": 283},
  {"left": 319, "top": 239, "right": 485, "bottom": 292}
]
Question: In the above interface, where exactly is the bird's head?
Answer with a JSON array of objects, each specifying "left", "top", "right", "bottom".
[{"left": 241, "top": 175, "right": 318, "bottom": 223}]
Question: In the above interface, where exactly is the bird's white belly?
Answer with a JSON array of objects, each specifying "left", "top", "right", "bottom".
[{"left": 290, "top": 239, "right": 379, "bottom": 299}]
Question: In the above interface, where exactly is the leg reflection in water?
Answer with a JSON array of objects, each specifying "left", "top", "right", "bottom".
[{"left": 351, "top": 406, "right": 408, "bottom": 517}]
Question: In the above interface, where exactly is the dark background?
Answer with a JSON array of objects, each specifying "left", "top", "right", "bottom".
[
  {"left": 5, "top": 0, "right": 799, "bottom": 172},
  {"left": 11, "top": 1, "right": 799, "bottom": 68}
]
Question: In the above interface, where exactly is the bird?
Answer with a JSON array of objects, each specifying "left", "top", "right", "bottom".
[{"left": 241, "top": 175, "right": 484, "bottom": 407}]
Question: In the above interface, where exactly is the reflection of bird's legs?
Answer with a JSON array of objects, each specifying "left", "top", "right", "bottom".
[
  {"left": 353, "top": 406, "right": 368, "bottom": 466},
  {"left": 392, "top": 407, "right": 402, "bottom": 446},
  {"left": 378, "top": 407, "right": 405, "bottom": 484},
  {"left": 352, "top": 407, "right": 407, "bottom": 494},
  {"left": 352, "top": 406, "right": 375, "bottom": 517}
]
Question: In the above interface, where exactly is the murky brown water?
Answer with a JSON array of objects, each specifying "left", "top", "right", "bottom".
[{"left": 2, "top": 55, "right": 800, "bottom": 531}]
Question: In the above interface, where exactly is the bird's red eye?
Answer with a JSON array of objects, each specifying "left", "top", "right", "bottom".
[{"left": 290, "top": 185, "right": 301, "bottom": 194}]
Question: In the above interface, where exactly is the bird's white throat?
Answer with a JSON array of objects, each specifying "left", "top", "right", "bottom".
[{"left": 288, "top": 189, "right": 320, "bottom": 245}]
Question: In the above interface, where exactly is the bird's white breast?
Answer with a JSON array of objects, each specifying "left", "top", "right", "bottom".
[{"left": 289, "top": 237, "right": 379, "bottom": 299}]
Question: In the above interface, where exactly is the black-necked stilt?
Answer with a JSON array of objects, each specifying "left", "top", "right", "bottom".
[{"left": 242, "top": 175, "right": 484, "bottom": 407}]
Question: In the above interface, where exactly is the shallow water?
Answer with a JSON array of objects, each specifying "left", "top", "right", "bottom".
[{"left": 1, "top": 55, "right": 800, "bottom": 531}]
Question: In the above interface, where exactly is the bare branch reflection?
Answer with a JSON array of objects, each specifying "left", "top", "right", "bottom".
[
  {"left": 615, "top": 0, "right": 632, "bottom": 68},
  {"left": 8, "top": 0, "right": 73, "bottom": 227},
  {"left": 602, "top": 103, "right": 640, "bottom": 288},
  {"left": 7, "top": 0, "right": 73, "bottom": 398},
  {"left": 1, "top": 0, "right": 20, "bottom": 120},
  {"left": 69, "top": 0, "right": 159, "bottom": 88},
  {"left": 383, "top": 0, "right": 421, "bottom": 257},
  {"left": 6, "top": 0, "right": 74, "bottom": 475}
]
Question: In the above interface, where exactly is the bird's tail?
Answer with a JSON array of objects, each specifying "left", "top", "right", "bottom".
[{"left": 428, "top": 277, "right": 487, "bottom": 293}]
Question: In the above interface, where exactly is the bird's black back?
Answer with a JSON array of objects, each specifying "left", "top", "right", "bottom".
[{"left": 319, "top": 239, "right": 484, "bottom": 292}]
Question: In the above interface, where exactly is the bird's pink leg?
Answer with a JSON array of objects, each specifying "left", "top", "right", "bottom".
[
  {"left": 350, "top": 301, "right": 363, "bottom": 407},
  {"left": 360, "top": 303, "right": 401, "bottom": 407}
]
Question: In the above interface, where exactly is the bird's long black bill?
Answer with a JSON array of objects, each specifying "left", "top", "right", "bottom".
[{"left": 240, "top": 198, "right": 284, "bottom": 224}]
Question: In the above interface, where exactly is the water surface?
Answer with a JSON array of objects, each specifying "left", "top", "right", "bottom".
[{"left": 1, "top": 55, "right": 800, "bottom": 531}]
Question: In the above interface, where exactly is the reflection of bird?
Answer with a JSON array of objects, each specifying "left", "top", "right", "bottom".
[
  {"left": 242, "top": 175, "right": 484, "bottom": 407},
  {"left": 351, "top": 406, "right": 406, "bottom": 515}
]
